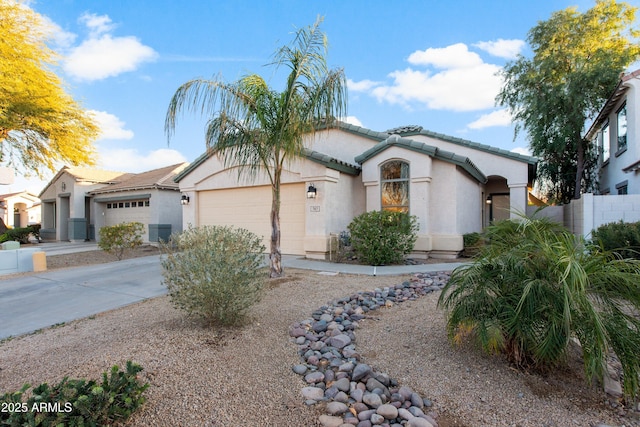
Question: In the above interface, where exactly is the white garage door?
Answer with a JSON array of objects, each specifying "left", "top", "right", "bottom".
[
  {"left": 198, "top": 184, "right": 305, "bottom": 255},
  {"left": 105, "top": 200, "right": 151, "bottom": 226}
]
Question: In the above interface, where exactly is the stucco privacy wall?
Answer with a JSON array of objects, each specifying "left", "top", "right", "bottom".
[{"left": 566, "top": 193, "right": 640, "bottom": 238}]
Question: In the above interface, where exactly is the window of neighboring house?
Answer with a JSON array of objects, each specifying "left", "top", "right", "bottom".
[
  {"left": 616, "top": 180, "right": 628, "bottom": 195},
  {"left": 617, "top": 103, "right": 627, "bottom": 152},
  {"left": 602, "top": 124, "right": 610, "bottom": 163},
  {"left": 381, "top": 160, "right": 409, "bottom": 212}
]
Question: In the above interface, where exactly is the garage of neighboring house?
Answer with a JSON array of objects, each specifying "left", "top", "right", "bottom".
[
  {"left": 103, "top": 198, "right": 151, "bottom": 227},
  {"left": 197, "top": 183, "right": 305, "bottom": 254}
]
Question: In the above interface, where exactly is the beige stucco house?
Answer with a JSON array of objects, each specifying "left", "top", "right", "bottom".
[
  {"left": 39, "top": 163, "right": 187, "bottom": 242},
  {"left": 0, "top": 191, "right": 41, "bottom": 228},
  {"left": 175, "top": 122, "right": 537, "bottom": 260}
]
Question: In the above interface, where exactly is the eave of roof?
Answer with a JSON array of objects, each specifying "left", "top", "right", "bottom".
[
  {"left": 174, "top": 147, "right": 361, "bottom": 183},
  {"left": 90, "top": 163, "right": 187, "bottom": 195},
  {"left": 385, "top": 126, "right": 538, "bottom": 165},
  {"left": 302, "top": 149, "right": 361, "bottom": 175},
  {"left": 355, "top": 135, "right": 488, "bottom": 184}
]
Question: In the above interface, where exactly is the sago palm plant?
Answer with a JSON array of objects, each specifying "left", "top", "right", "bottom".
[{"left": 438, "top": 215, "right": 640, "bottom": 399}]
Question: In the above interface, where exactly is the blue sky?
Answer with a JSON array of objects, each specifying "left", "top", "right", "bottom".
[{"left": 8, "top": 0, "right": 640, "bottom": 193}]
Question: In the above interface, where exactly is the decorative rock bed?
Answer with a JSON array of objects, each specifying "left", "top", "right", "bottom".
[{"left": 290, "top": 271, "right": 451, "bottom": 427}]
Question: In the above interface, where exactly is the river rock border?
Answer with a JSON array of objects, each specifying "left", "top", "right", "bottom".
[{"left": 289, "top": 271, "right": 450, "bottom": 427}]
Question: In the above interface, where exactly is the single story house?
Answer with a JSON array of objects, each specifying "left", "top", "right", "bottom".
[
  {"left": 89, "top": 163, "right": 188, "bottom": 242},
  {"left": 39, "top": 163, "right": 187, "bottom": 243},
  {"left": 0, "top": 191, "right": 41, "bottom": 228},
  {"left": 175, "top": 122, "right": 537, "bottom": 260}
]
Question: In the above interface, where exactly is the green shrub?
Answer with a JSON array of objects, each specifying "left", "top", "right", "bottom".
[
  {"left": 347, "top": 210, "right": 418, "bottom": 265},
  {"left": 0, "top": 361, "right": 148, "bottom": 426},
  {"left": 591, "top": 220, "right": 640, "bottom": 259},
  {"left": 438, "top": 215, "right": 640, "bottom": 400},
  {"left": 161, "top": 225, "right": 266, "bottom": 326},
  {"left": 0, "top": 224, "right": 41, "bottom": 244},
  {"left": 98, "top": 222, "right": 144, "bottom": 260},
  {"left": 462, "top": 232, "right": 484, "bottom": 257}
]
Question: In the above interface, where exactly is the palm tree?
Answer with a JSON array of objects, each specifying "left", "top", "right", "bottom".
[
  {"left": 165, "top": 17, "right": 347, "bottom": 278},
  {"left": 438, "top": 214, "right": 640, "bottom": 400}
]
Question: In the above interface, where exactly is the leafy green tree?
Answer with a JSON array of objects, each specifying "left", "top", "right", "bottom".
[
  {"left": 438, "top": 214, "right": 640, "bottom": 400},
  {"left": 497, "top": 0, "right": 640, "bottom": 203},
  {"left": 165, "top": 17, "right": 347, "bottom": 278},
  {"left": 0, "top": 0, "right": 98, "bottom": 175}
]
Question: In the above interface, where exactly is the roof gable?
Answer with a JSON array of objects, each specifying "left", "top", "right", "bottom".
[
  {"left": 38, "top": 166, "right": 126, "bottom": 198},
  {"left": 355, "top": 135, "right": 487, "bottom": 184}
]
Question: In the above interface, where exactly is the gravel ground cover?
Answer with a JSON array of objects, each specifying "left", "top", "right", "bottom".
[{"left": 1, "top": 250, "right": 639, "bottom": 426}]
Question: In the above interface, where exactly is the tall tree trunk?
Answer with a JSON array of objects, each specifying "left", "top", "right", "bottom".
[
  {"left": 573, "top": 136, "right": 585, "bottom": 200},
  {"left": 269, "top": 180, "right": 283, "bottom": 278}
]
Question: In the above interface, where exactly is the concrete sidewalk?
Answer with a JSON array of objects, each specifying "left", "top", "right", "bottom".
[{"left": 0, "top": 245, "right": 465, "bottom": 340}]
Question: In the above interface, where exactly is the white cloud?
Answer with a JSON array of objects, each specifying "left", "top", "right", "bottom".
[
  {"left": 62, "top": 13, "right": 158, "bottom": 81},
  {"left": 88, "top": 110, "right": 134, "bottom": 140},
  {"left": 96, "top": 148, "right": 188, "bottom": 172},
  {"left": 347, "top": 78, "right": 381, "bottom": 92},
  {"left": 342, "top": 116, "right": 363, "bottom": 127},
  {"left": 408, "top": 43, "right": 483, "bottom": 69},
  {"left": 78, "top": 12, "right": 115, "bottom": 37},
  {"left": 354, "top": 42, "right": 506, "bottom": 112},
  {"left": 474, "top": 39, "right": 525, "bottom": 59},
  {"left": 467, "top": 109, "right": 512, "bottom": 130},
  {"left": 371, "top": 63, "right": 502, "bottom": 111}
]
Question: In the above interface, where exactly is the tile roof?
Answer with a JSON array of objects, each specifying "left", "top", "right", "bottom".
[
  {"left": 38, "top": 166, "right": 127, "bottom": 198},
  {"left": 65, "top": 167, "right": 128, "bottom": 183},
  {"left": 174, "top": 120, "right": 538, "bottom": 183},
  {"left": 355, "top": 135, "right": 488, "bottom": 184},
  {"left": 0, "top": 191, "right": 39, "bottom": 201},
  {"left": 90, "top": 163, "right": 188, "bottom": 195}
]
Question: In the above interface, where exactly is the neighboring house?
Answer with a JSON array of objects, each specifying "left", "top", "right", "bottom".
[
  {"left": 0, "top": 191, "right": 41, "bottom": 228},
  {"left": 586, "top": 69, "right": 640, "bottom": 195},
  {"left": 559, "top": 68, "right": 640, "bottom": 237},
  {"left": 39, "top": 163, "right": 187, "bottom": 243},
  {"left": 175, "top": 122, "right": 537, "bottom": 260},
  {"left": 89, "top": 163, "right": 188, "bottom": 243}
]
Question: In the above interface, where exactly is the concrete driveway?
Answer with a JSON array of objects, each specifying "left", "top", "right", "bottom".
[
  {"left": 0, "top": 245, "right": 464, "bottom": 341},
  {"left": 0, "top": 255, "right": 166, "bottom": 340}
]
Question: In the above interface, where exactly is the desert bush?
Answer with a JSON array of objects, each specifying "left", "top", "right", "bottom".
[
  {"left": 438, "top": 215, "right": 640, "bottom": 400},
  {"left": 0, "top": 224, "right": 41, "bottom": 244},
  {"left": 347, "top": 210, "right": 418, "bottom": 265},
  {"left": 161, "top": 225, "right": 266, "bottom": 326},
  {"left": 98, "top": 222, "right": 144, "bottom": 260},
  {"left": 591, "top": 220, "right": 640, "bottom": 259},
  {"left": 0, "top": 361, "right": 148, "bottom": 426}
]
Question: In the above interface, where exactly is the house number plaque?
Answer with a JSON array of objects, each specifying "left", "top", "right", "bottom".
[{"left": 310, "top": 205, "right": 320, "bottom": 212}]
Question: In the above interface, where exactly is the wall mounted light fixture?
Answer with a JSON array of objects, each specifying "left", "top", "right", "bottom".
[
  {"left": 485, "top": 196, "right": 492, "bottom": 205},
  {"left": 180, "top": 194, "right": 190, "bottom": 205},
  {"left": 307, "top": 184, "right": 317, "bottom": 199}
]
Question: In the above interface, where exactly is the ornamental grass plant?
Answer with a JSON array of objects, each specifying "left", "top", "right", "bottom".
[{"left": 438, "top": 214, "right": 640, "bottom": 400}]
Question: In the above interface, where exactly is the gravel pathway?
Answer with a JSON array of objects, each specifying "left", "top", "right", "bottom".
[{"left": 1, "top": 269, "right": 638, "bottom": 426}]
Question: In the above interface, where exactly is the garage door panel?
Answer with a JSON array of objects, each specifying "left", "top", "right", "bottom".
[{"left": 198, "top": 184, "right": 305, "bottom": 255}]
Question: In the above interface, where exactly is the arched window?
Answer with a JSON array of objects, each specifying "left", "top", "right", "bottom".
[{"left": 381, "top": 160, "right": 409, "bottom": 212}]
